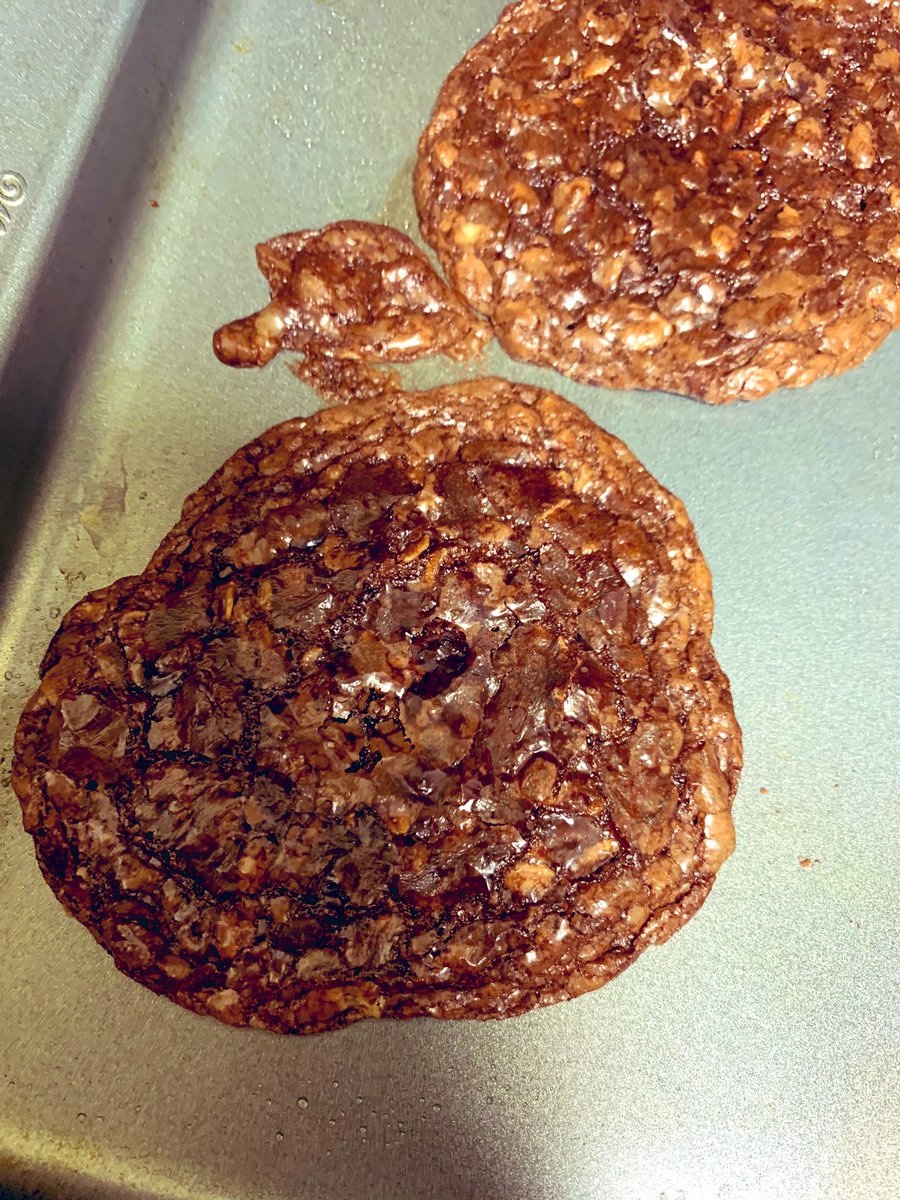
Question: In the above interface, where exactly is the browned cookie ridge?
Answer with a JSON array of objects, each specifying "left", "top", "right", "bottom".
[
  {"left": 13, "top": 381, "right": 741, "bottom": 1034},
  {"left": 415, "top": 0, "right": 900, "bottom": 403}
]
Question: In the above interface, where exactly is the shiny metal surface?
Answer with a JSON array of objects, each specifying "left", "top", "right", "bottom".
[{"left": 1, "top": 3, "right": 898, "bottom": 1198}]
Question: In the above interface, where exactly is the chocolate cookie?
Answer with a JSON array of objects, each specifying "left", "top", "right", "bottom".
[
  {"left": 13, "top": 380, "right": 741, "bottom": 1033},
  {"left": 214, "top": 220, "right": 491, "bottom": 402},
  {"left": 415, "top": 0, "right": 900, "bottom": 403}
]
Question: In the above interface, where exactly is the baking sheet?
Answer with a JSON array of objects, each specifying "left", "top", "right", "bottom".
[{"left": 1, "top": 3, "right": 898, "bottom": 1198}]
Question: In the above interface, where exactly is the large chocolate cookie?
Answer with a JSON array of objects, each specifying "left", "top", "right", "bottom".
[
  {"left": 13, "top": 381, "right": 741, "bottom": 1033},
  {"left": 415, "top": 0, "right": 900, "bottom": 403}
]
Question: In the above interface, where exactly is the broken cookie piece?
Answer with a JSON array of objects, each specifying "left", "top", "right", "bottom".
[{"left": 213, "top": 220, "right": 491, "bottom": 391}]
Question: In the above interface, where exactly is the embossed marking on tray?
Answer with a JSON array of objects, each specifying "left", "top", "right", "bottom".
[{"left": 0, "top": 172, "right": 27, "bottom": 238}]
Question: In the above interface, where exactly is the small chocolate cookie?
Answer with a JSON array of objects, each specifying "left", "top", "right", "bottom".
[
  {"left": 415, "top": 0, "right": 900, "bottom": 402},
  {"left": 14, "top": 380, "right": 741, "bottom": 1033},
  {"left": 214, "top": 220, "right": 491, "bottom": 403}
]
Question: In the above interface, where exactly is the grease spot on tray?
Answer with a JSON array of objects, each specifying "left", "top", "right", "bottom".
[
  {"left": 374, "top": 152, "right": 418, "bottom": 238},
  {"left": 77, "top": 438, "right": 129, "bottom": 556}
]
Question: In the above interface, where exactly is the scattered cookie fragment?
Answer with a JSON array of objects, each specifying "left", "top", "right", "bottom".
[{"left": 213, "top": 220, "right": 492, "bottom": 395}]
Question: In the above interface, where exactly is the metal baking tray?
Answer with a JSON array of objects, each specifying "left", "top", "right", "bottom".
[{"left": 1, "top": 3, "right": 897, "bottom": 1198}]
